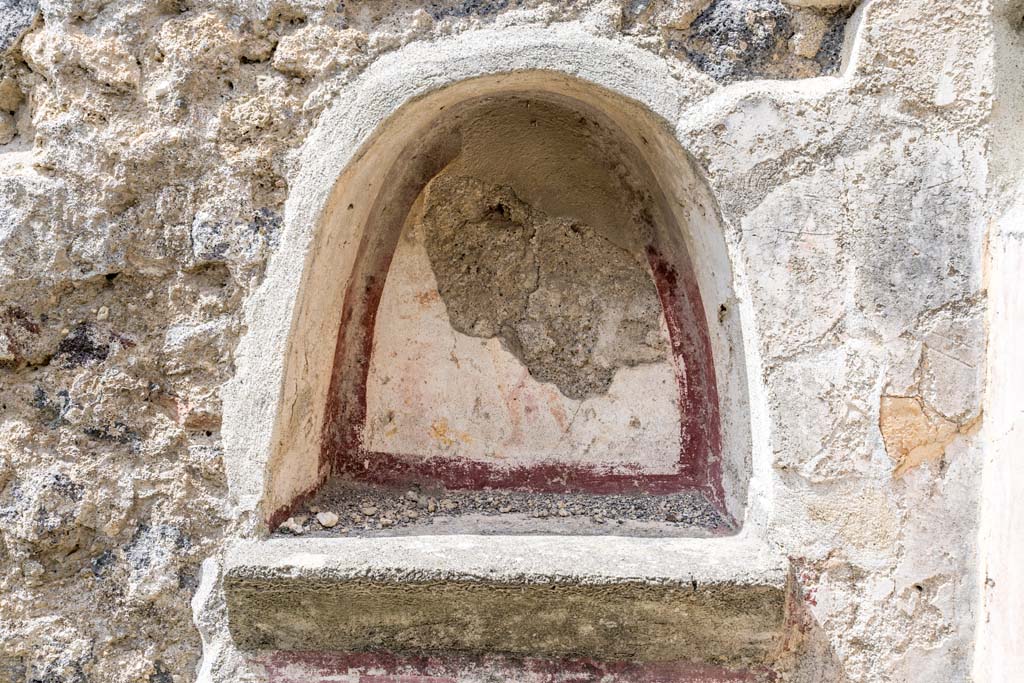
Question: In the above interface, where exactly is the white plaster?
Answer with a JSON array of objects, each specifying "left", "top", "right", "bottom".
[
  {"left": 226, "top": 529, "right": 788, "bottom": 589},
  {"left": 975, "top": 195, "right": 1024, "bottom": 681}
]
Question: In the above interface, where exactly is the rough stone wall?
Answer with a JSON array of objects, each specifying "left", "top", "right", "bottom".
[{"left": 0, "top": 1, "right": 1001, "bottom": 683}]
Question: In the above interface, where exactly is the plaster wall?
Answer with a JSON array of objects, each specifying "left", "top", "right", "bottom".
[
  {"left": 974, "top": 1, "right": 1024, "bottom": 679},
  {"left": 976, "top": 191, "right": 1024, "bottom": 683},
  {"left": 0, "top": 0, "right": 1002, "bottom": 681}
]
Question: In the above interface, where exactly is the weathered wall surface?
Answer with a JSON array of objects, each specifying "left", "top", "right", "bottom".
[
  {"left": 0, "top": 1, "right": 1001, "bottom": 682},
  {"left": 974, "top": 1, "right": 1024, "bottom": 680}
]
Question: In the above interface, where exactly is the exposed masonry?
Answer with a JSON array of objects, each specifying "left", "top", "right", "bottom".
[
  {"left": 420, "top": 174, "right": 667, "bottom": 399},
  {"left": 624, "top": 0, "right": 854, "bottom": 82},
  {"left": 0, "top": 0, "right": 37, "bottom": 54}
]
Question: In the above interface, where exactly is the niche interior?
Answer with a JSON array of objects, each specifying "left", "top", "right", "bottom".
[{"left": 269, "top": 75, "right": 749, "bottom": 534}]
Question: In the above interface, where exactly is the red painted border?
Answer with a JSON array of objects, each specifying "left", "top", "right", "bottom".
[
  {"left": 646, "top": 247, "right": 726, "bottom": 510},
  {"left": 319, "top": 242, "right": 724, "bottom": 504},
  {"left": 261, "top": 651, "right": 772, "bottom": 683}
]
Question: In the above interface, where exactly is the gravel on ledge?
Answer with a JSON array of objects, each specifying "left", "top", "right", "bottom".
[{"left": 274, "top": 480, "right": 734, "bottom": 538}]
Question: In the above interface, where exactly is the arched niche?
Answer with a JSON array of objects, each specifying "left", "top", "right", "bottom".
[
  {"left": 326, "top": 90, "right": 726, "bottom": 502},
  {"left": 221, "top": 29, "right": 753, "bottom": 531}
]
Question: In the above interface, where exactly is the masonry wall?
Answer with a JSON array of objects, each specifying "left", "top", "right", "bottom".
[{"left": 0, "top": 1, "right": 1002, "bottom": 682}]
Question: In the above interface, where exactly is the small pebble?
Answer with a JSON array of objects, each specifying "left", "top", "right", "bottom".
[
  {"left": 279, "top": 517, "right": 304, "bottom": 535},
  {"left": 316, "top": 511, "right": 339, "bottom": 528},
  {"left": 380, "top": 518, "right": 394, "bottom": 528},
  {"left": 96, "top": 306, "right": 109, "bottom": 321},
  {"left": 361, "top": 506, "right": 378, "bottom": 516},
  {"left": 405, "top": 490, "right": 419, "bottom": 502}
]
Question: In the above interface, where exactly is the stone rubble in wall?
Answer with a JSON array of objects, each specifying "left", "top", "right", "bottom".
[{"left": 620, "top": 0, "right": 855, "bottom": 81}]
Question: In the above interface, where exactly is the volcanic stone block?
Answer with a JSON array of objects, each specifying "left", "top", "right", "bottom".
[{"left": 225, "top": 536, "right": 790, "bottom": 665}]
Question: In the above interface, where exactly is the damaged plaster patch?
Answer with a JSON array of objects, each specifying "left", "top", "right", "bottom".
[
  {"left": 420, "top": 175, "right": 667, "bottom": 400},
  {"left": 879, "top": 396, "right": 980, "bottom": 478},
  {"left": 880, "top": 303, "right": 984, "bottom": 478}
]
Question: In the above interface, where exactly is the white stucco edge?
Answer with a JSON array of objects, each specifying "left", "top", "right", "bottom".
[{"left": 224, "top": 532, "right": 789, "bottom": 587}]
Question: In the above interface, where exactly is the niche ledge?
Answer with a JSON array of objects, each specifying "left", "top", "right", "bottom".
[{"left": 224, "top": 535, "right": 791, "bottom": 667}]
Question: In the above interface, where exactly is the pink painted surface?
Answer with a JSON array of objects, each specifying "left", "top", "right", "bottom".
[
  {"left": 645, "top": 247, "right": 725, "bottom": 510},
  {"left": 362, "top": 232, "right": 683, "bottom": 477},
  {"left": 261, "top": 652, "right": 769, "bottom": 683}
]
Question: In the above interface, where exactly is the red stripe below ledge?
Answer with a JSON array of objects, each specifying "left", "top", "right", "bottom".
[{"left": 260, "top": 651, "right": 774, "bottom": 683}]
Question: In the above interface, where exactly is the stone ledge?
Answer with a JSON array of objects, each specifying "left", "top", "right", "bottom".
[{"left": 225, "top": 535, "right": 791, "bottom": 666}]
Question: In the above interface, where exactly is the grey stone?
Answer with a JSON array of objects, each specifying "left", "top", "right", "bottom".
[
  {"left": 0, "top": 0, "right": 37, "bottom": 54},
  {"left": 224, "top": 536, "right": 790, "bottom": 663}
]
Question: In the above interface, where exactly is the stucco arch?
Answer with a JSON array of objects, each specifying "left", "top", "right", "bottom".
[{"left": 221, "top": 25, "right": 753, "bottom": 527}]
